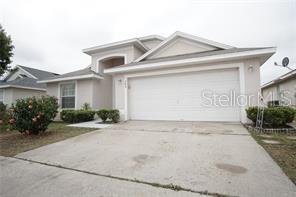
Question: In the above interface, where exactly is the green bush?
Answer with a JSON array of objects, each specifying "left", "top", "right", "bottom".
[
  {"left": 108, "top": 109, "right": 120, "bottom": 123},
  {"left": 0, "top": 102, "right": 9, "bottom": 132},
  {"left": 246, "top": 106, "right": 296, "bottom": 128},
  {"left": 61, "top": 110, "right": 96, "bottom": 123},
  {"left": 245, "top": 107, "right": 258, "bottom": 123},
  {"left": 279, "top": 107, "right": 296, "bottom": 123},
  {"left": 97, "top": 109, "right": 109, "bottom": 122},
  {"left": 8, "top": 96, "right": 58, "bottom": 135}
]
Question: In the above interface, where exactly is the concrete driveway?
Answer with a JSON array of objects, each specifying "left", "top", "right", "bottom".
[{"left": 1, "top": 121, "right": 296, "bottom": 197}]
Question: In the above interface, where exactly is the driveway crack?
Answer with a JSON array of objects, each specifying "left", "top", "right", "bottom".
[{"left": 12, "top": 156, "right": 236, "bottom": 197}]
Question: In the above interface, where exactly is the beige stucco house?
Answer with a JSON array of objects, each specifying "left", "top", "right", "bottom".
[
  {"left": 0, "top": 65, "right": 59, "bottom": 106},
  {"left": 39, "top": 31, "right": 276, "bottom": 123},
  {"left": 262, "top": 69, "right": 296, "bottom": 106}
]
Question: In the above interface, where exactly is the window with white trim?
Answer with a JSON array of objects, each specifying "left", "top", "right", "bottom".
[
  {"left": 0, "top": 89, "right": 4, "bottom": 103},
  {"left": 60, "top": 83, "right": 75, "bottom": 109}
]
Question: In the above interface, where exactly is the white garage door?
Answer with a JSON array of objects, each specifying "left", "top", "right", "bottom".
[{"left": 128, "top": 68, "right": 241, "bottom": 122}]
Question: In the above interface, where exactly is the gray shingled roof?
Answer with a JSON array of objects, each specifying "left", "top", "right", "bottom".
[
  {"left": 39, "top": 47, "right": 273, "bottom": 82},
  {"left": 0, "top": 77, "right": 46, "bottom": 89},
  {"left": 18, "top": 65, "right": 59, "bottom": 79},
  {"left": 41, "top": 67, "right": 103, "bottom": 81}
]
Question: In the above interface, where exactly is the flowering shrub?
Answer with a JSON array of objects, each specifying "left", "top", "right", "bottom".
[{"left": 8, "top": 96, "right": 58, "bottom": 135}]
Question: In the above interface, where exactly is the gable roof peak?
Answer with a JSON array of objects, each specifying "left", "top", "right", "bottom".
[{"left": 134, "top": 31, "right": 234, "bottom": 62}]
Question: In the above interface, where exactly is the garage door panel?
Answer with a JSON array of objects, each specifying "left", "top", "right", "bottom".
[{"left": 128, "top": 68, "right": 240, "bottom": 122}]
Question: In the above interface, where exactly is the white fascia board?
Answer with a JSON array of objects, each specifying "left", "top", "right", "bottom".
[
  {"left": 134, "top": 31, "right": 234, "bottom": 62},
  {"left": 37, "top": 74, "right": 104, "bottom": 83},
  {"left": 82, "top": 38, "right": 148, "bottom": 55},
  {"left": 16, "top": 65, "right": 38, "bottom": 79},
  {"left": 261, "top": 69, "right": 296, "bottom": 89},
  {"left": 0, "top": 85, "right": 46, "bottom": 91},
  {"left": 105, "top": 47, "right": 276, "bottom": 74},
  {"left": 261, "top": 81, "right": 274, "bottom": 89}
]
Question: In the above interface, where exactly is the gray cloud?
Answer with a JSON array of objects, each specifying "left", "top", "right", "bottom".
[{"left": 1, "top": 0, "right": 295, "bottom": 83}]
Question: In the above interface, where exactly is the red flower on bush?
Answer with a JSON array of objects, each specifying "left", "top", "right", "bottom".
[
  {"left": 9, "top": 119, "right": 15, "bottom": 124},
  {"left": 10, "top": 96, "right": 59, "bottom": 135}
]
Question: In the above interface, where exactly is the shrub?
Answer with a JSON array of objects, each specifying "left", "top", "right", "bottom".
[
  {"left": 279, "top": 107, "right": 296, "bottom": 123},
  {"left": 245, "top": 107, "right": 258, "bottom": 123},
  {"left": 8, "top": 96, "right": 58, "bottom": 135},
  {"left": 108, "top": 109, "right": 120, "bottom": 123},
  {"left": 246, "top": 106, "right": 296, "bottom": 128},
  {"left": 61, "top": 110, "right": 95, "bottom": 123},
  {"left": 97, "top": 109, "right": 109, "bottom": 122},
  {"left": 0, "top": 102, "right": 9, "bottom": 132}
]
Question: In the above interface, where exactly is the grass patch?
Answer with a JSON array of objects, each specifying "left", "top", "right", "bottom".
[
  {"left": 0, "top": 122, "right": 97, "bottom": 156},
  {"left": 250, "top": 132, "right": 296, "bottom": 185}
]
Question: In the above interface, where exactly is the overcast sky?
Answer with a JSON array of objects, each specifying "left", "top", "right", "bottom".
[{"left": 1, "top": 0, "right": 295, "bottom": 84}]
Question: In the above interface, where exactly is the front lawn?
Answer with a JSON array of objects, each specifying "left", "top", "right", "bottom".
[
  {"left": 0, "top": 122, "right": 97, "bottom": 156},
  {"left": 251, "top": 132, "right": 296, "bottom": 185}
]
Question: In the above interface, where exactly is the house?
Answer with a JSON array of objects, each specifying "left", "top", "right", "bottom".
[
  {"left": 0, "top": 65, "right": 59, "bottom": 106},
  {"left": 262, "top": 69, "right": 296, "bottom": 106},
  {"left": 38, "top": 31, "right": 276, "bottom": 123}
]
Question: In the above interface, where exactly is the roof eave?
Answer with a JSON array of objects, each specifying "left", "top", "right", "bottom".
[
  {"left": 0, "top": 85, "right": 46, "bottom": 91},
  {"left": 37, "top": 74, "right": 104, "bottom": 83},
  {"left": 82, "top": 39, "right": 148, "bottom": 55},
  {"left": 104, "top": 47, "right": 276, "bottom": 74},
  {"left": 262, "top": 70, "right": 296, "bottom": 89}
]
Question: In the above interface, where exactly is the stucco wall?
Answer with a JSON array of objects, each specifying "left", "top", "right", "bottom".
[
  {"left": 46, "top": 83, "right": 59, "bottom": 98},
  {"left": 262, "top": 77, "right": 296, "bottom": 106},
  {"left": 77, "top": 79, "right": 93, "bottom": 109},
  {"left": 2, "top": 87, "right": 45, "bottom": 106},
  {"left": 149, "top": 37, "right": 217, "bottom": 59},
  {"left": 113, "top": 74, "right": 125, "bottom": 109},
  {"left": 92, "top": 77, "right": 113, "bottom": 110},
  {"left": 133, "top": 46, "right": 145, "bottom": 60},
  {"left": 262, "top": 86, "right": 278, "bottom": 101},
  {"left": 243, "top": 59, "right": 261, "bottom": 106},
  {"left": 2, "top": 88, "right": 13, "bottom": 106}
]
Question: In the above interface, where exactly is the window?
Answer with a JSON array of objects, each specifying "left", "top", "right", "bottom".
[
  {"left": 0, "top": 89, "right": 4, "bottom": 103},
  {"left": 60, "top": 83, "right": 75, "bottom": 108}
]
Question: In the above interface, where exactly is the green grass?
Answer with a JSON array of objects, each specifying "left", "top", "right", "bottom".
[
  {"left": 0, "top": 122, "right": 97, "bottom": 157},
  {"left": 250, "top": 132, "right": 296, "bottom": 185}
]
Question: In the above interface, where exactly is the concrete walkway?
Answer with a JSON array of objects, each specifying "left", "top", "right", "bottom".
[
  {"left": 1, "top": 121, "right": 296, "bottom": 196},
  {"left": 67, "top": 120, "right": 112, "bottom": 129}
]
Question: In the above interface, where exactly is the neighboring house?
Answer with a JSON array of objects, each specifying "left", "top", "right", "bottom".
[
  {"left": 39, "top": 31, "right": 276, "bottom": 123},
  {"left": 0, "top": 65, "right": 59, "bottom": 106},
  {"left": 262, "top": 69, "right": 296, "bottom": 106}
]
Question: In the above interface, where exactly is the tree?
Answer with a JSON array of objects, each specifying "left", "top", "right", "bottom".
[{"left": 0, "top": 25, "right": 14, "bottom": 76}]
